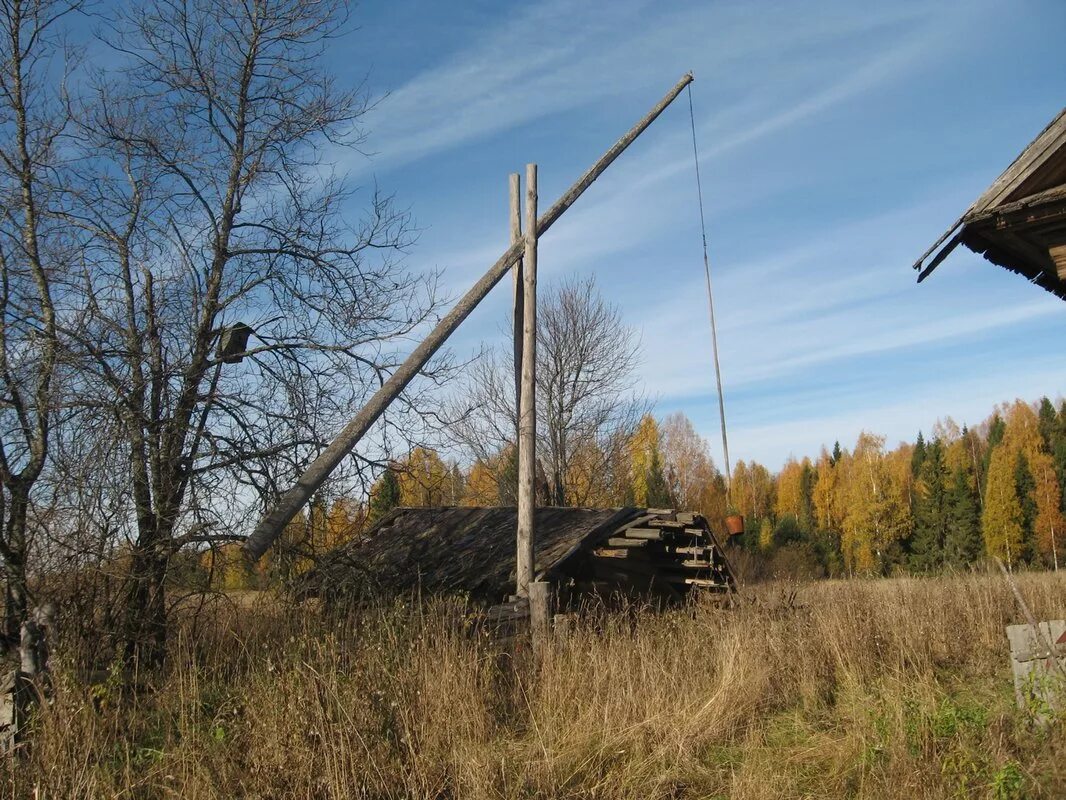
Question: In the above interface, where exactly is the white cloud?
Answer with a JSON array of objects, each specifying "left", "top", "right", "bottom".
[{"left": 347, "top": 0, "right": 951, "bottom": 177}]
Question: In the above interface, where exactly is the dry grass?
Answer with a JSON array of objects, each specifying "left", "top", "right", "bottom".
[{"left": 6, "top": 572, "right": 1066, "bottom": 799}]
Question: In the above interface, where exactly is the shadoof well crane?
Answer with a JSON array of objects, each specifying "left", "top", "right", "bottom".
[{"left": 242, "top": 72, "right": 732, "bottom": 634}]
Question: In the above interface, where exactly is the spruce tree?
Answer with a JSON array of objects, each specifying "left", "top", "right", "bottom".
[
  {"left": 945, "top": 467, "right": 981, "bottom": 567},
  {"left": 912, "top": 431, "right": 927, "bottom": 476},
  {"left": 368, "top": 468, "right": 401, "bottom": 524},
  {"left": 644, "top": 448, "right": 673, "bottom": 508},
  {"left": 1015, "top": 453, "right": 1038, "bottom": 563},
  {"left": 799, "top": 460, "right": 816, "bottom": 532},
  {"left": 831, "top": 441, "right": 842, "bottom": 466},
  {"left": 1038, "top": 397, "right": 1058, "bottom": 451},
  {"left": 910, "top": 439, "right": 947, "bottom": 572},
  {"left": 982, "top": 414, "right": 1006, "bottom": 498}
]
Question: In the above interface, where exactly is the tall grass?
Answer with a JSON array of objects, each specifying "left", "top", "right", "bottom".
[{"left": 7, "top": 572, "right": 1066, "bottom": 799}]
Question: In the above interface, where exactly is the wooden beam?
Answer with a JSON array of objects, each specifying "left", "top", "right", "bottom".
[
  {"left": 516, "top": 164, "right": 537, "bottom": 598},
  {"left": 242, "top": 73, "right": 695, "bottom": 561},
  {"left": 510, "top": 173, "right": 523, "bottom": 433}
]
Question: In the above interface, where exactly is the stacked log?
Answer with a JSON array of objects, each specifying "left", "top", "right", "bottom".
[{"left": 587, "top": 510, "right": 735, "bottom": 600}]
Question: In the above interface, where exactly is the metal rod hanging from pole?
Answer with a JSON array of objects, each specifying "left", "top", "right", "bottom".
[
  {"left": 686, "top": 83, "right": 732, "bottom": 502},
  {"left": 243, "top": 72, "right": 694, "bottom": 562}
]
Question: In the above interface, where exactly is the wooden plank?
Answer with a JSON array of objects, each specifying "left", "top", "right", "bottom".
[
  {"left": 666, "top": 545, "right": 714, "bottom": 556},
  {"left": 623, "top": 528, "right": 664, "bottom": 540},
  {"left": 647, "top": 519, "right": 687, "bottom": 529},
  {"left": 611, "top": 513, "right": 658, "bottom": 535},
  {"left": 606, "top": 537, "right": 647, "bottom": 548},
  {"left": 971, "top": 108, "right": 1066, "bottom": 213},
  {"left": 510, "top": 172, "right": 523, "bottom": 435}
]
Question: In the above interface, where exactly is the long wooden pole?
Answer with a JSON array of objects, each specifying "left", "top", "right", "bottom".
[
  {"left": 516, "top": 164, "right": 537, "bottom": 598},
  {"left": 243, "top": 72, "right": 695, "bottom": 561},
  {"left": 510, "top": 173, "right": 523, "bottom": 437}
]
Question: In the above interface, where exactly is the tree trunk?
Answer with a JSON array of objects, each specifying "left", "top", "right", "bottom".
[
  {"left": 121, "top": 531, "right": 170, "bottom": 668},
  {"left": 2, "top": 490, "right": 30, "bottom": 648}
]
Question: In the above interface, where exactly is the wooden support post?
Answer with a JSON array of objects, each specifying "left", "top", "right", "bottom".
[
  {"left": 529, "top": 580, "right": 551, "bottom": 654},
  {"left": 510, "top": 173, "right": 523, "bottom": 435},
  {"left": 243, "top": 73, "right": 694, "bottom": 562},
  {"left": 516, "top": 163, "right": 537, "bottom": 598}
]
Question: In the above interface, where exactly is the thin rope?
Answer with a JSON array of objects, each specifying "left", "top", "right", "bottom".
[{"left": 686, "top": 82, "right": 732, "bottom": 505}]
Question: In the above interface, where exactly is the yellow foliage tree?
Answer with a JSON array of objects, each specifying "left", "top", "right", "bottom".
[
  {"left": 1002, "top": 400, "right": 1043, "bottom": 459},
  {"left": 758, "top": 517, "right": 774, "bottom": 551},
  {"left": 200, "top": 543, "right": 256, "bottom": 591},
  {"left": 1030, "top": 450, "right": 1065, "bottom": 567},
  {"left": 982, "top": 444, "right": 1024, "bottom": 567},
  {"left": 730, "top": 460, "right": 774, "bottom": 520},
  {"left": 462, "top": 459, "right": 500, "bottom": 506},
  {"left": 323, "top": 497, "right": 364, "bottom": 551},
  {"left": 396, "top": 447, "right": 451, "bottom": 506},
  {"left": 840, "top": 433, "right": 910, "bottom": 574},
  {"left": 628, "top": 415, "right": 660, "bottom": 506},
  {"left": 813, "top": 447, "right": 842, "bottom": 533},
  {"left": 775, "top": 457, "right": 811, "bottom": 524}
]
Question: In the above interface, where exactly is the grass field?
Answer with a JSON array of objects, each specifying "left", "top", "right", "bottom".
[{"left": 7, "top": 572, "right": 1066, "bottom": 799}]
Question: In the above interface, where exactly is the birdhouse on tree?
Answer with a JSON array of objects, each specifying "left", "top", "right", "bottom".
[{"left": 217, "top": 322, "right": 254, "bottom": 364}]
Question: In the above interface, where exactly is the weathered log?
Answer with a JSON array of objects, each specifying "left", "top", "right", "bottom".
[{"left": 516, "top": 164, "right": 538, "bottom": 598}]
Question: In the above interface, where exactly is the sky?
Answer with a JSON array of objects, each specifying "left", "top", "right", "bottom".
[{"left": 324, "top": 0, "right": 1066, "bottom": 470}]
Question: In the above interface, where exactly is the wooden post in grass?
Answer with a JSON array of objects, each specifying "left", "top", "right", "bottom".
[
  {"left": 510, "top": 172, "right": 524, "bottom": 445},
  {"left": 529, "top": 580, "right": 551, "bottom": 653},
  {"left": 516, "top": 164, "right": 537, "bottom": 600}
]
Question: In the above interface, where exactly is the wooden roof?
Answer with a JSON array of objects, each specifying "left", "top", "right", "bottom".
[
  {"left": 913, "top": 108, "right": 1066, "bottom": 298},
  {"left": 302, "top": 505, "right": 736, "bottom": 604}
]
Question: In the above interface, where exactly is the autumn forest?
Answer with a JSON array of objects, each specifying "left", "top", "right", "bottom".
[{"left": 201, "top": 395, "right": 1066, "bottom": 588}]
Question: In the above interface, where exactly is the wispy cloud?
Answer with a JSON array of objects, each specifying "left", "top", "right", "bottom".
[{"left": 348, "top": 0, "right": 948, "bottom": 177}]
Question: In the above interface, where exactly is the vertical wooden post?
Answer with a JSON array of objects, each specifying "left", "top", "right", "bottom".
[
  {"left": 529, "top": 580, "right": 551, "bottom": 654},
  {"left": 516, "top": 163, "right": 537, "bottom": 599},
  {"left": 510, "top": 173, "right": 523, "bottom": 439}
]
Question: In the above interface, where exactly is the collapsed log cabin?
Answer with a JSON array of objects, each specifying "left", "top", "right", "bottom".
[
  {"left": 302, "top": 506, "right": 736, "bottom": 606},
  {"left": 914, "top": 107, "right": 1066, "bottom": 298}
]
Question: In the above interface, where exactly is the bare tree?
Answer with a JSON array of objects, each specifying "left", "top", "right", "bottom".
[
  {"left": 58, "top": 0, "right": 447, "bottom": 665},
  {"left": 456, "top": 275, "right": 648, "bottom": 506},
  {"left": 0, "top": 0, "right": 82, "bottom": 645}
]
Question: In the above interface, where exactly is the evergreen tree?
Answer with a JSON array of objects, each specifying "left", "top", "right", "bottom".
[
  {"left": 988, "top": 414, "right": 1006, "bottom": 449},
  {"left": 1014, "top": 453, "right": 1038, "bottom": 563},
  {"left": 368, "top": 468, "right": 401, "bottom": 524},
  {"left": 910, "top": 439, "right": 947, "bottom": 572},
  {"left": 800, "top": 459, "right": 816, "bottom": 531},
  {"left": 944, "top": 466, "right": 982, "bottom": 567},
  {"left": 1038, "top": 397, "right": 1058, "bottom": 451},
  {"left": 831, "top": 441, "right": 842, "bottom": 466},
  {"left": 644, "top": 448, "right": 673, "bottom": 508},
  {"left": 911, "top": 431, "right": 927, "bottom": 476}
]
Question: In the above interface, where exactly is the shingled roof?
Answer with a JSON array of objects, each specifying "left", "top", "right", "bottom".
[
  {"left": 303, "top": 505, "right": 736, "bottom": 604},
  {"left": 913, "top": 107, "right": 1066, "bottom": 298}
]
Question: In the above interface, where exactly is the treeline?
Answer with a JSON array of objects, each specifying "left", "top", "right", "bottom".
[{"left": 206, "top": 394, "right": 1066, "bottom": 589}]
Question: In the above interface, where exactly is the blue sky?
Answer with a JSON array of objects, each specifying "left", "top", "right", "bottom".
[{"left": 329, "top": 0, "right": 1066, "bottom": 470}]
